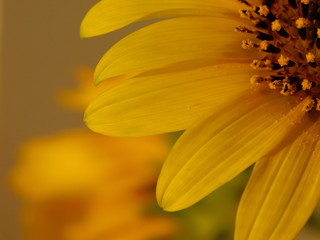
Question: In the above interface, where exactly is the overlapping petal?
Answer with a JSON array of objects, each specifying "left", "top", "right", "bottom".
[
  {"left": 80, "top": 0, "right": 242, "bottom": 37},
  {"left": 235, "top": 116, "right": 320, "bottom": 240},
  {"left": 156, "top": 93, "right": 312, "bottom": 212},
  {"left": 93, "top": 16, "right": 245, "bottom": 84},
  {"left": 80, "top": 0, "right": 320, "bottom": 239},
  {"left": 85, "top": 64, "right": 255, "bottom": 137}
]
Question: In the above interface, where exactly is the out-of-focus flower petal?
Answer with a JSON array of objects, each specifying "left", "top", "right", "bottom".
[{"left": 11, "top": 130, "right": 169, "bottom": 201}]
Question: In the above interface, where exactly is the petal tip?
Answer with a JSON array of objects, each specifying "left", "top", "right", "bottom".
[
  {"left": 93, "top": 78, "right": 103, "bottom": 86},
  {"left": 93, "top": 69, "right": 104, "bottom": 86},
  {"left": 79, "top": 19, "right": 93, "bottom": 38},
  {"left": 162, "top": 206, "right": 181, "bottom": 213},
  {"left": 83, "top": 108, "right": 97, "bottom": 132},
  {"left": 158, "top": 200, "right": 186, "bottom": 213},
  {"left": 156, "top": 189, "right": 187, "bottom": 213},
  {"left": 83, "top": 114, "right": 93, "bottom": 131},
  {"left": 79, "top": 28, "right": 89, "bottom": 39}
]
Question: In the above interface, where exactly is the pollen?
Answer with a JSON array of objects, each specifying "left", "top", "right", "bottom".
[
  {"left": 302, "top": 79, "right": 313, "bottom": 90},
  {"left": 306, "top": 52, "right": 316, "bottom": 63},
  {"left": 278, "top": 55, "right": 290, "bottom": 67},
  {"left": 250, "top": 75, "right": 265, "bottom": 84},
  {"left": 295, "top": 18, "right": 309, "bottom": 29},
  {"left": 251, "top": 59, "right": 272, "bottom": 70},
  {"left": 271, "top": 20, "right": 282, "bottom": 32},
  {"left": 258, "top": 5, "right": 269, "bottom": 16},
  {"left": 303, "top": 99, "right": 315, "bottom": 112},
  {"left": 269, "top": 80, "right": 282, "bottom": 90},
  {"left": 242, "top": 39, "right": 256, "bottom": 49},
  {"left": 301, "top": 0, "right": 311, "bottom": 4},
  {"left": 259, "top": 41, "right": 268, "bottom": 51},
  {"left": 237, "top": 0, "right": 320, "bottom": 112}
]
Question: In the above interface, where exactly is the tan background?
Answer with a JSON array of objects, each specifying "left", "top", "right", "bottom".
[{"left": 0, "top": 0, "right": 134, "bottom": 238}]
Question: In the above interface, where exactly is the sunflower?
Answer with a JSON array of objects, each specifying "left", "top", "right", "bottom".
[
  {"left": 11, "top": 129, "right": 178, "bottom": 240},
  {"left": 81, "top": 1, "right": 320, "bottom": 239}
]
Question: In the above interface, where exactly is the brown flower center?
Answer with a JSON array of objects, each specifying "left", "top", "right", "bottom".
[{"left": 237, "top": 0, "right": 320, "bottom": 111}]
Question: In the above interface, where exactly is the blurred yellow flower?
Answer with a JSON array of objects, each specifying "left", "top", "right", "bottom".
[
  {"left": 81, "top": 1, "right": 320, "bottom": 239},
  {"left": 57, "top": 67, "right": 124, "bottom": 111},
  {"left": 11, "top": 129, "right": 178, "bottom": 240},
  {"left": 11, "top": 65, "right": 181, "bottom": 240}
]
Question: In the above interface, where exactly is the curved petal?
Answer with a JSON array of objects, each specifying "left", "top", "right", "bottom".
[
  {"left": 80, "top": 0, "right": 242, "bottom": 37},
  {"left": 84, "top": 64, "right": 254, "bottom": 137},
  {"left": 235, "top": 117, "right": 320, "bottom": 240},
  {"left": 94, "top": 16, "right": 245, "bottom": 84},
  {"left": 156, "top": 94, "right": 312, "bottom": 212}
]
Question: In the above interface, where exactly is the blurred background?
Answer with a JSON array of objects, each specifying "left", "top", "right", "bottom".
[
  {"left": 1, "top": 0, "right": 320, "bottom": 239},
  {"left": 2, "top": 0, "right": 124, "bottom": 238}
]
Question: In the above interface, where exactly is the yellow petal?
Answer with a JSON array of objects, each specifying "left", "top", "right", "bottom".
[
  {"left": 85, "top": 64, "right": 254, "bottom": 137},
  {"left": 235, "top": 118, "right": 320, "bottom": 240},
  {"left": 94, "top": 16, "right": 244, "bottom": 84},
  {"left": 80, "top": 0, "right": 242, "bottom": 37},
  {"left": 157, "top": 93, "right": 311, "bottom": 212}
]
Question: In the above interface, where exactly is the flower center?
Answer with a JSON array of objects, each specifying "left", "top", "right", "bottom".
[{"left": 237, "top": 0, "right": 320, "bottom": 111}]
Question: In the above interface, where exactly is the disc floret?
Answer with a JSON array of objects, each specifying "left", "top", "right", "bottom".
[{"left": 237, "top": 0, "right": 320, "bottom": 111}]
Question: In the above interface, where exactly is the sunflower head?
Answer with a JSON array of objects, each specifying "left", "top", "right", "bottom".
[
  {"left": 80, "top": 1, "right": 320, "bottom": 239},
  {"left": 236, "top": 0, "right": 320, "bottom": 111}
]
